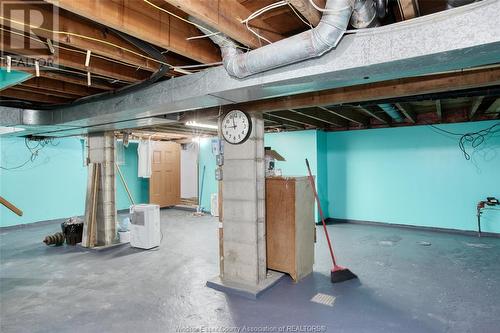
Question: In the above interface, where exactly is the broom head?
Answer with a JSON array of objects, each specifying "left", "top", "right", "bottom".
[{"left": 331, "top": 266, "right": 357, "bottom": 283}]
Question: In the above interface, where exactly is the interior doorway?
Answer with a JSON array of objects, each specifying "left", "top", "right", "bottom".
[{"left": 150, "top": 141, "right": 181, "bottom": 207}]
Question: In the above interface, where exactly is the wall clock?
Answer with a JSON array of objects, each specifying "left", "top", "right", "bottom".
[{"left": 221, "top": 110, "right": 252, "bottom": 145}]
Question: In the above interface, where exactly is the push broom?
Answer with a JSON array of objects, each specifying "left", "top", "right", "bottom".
[{"left": 305, "top": 159, "right": 357, "bottom": 283}]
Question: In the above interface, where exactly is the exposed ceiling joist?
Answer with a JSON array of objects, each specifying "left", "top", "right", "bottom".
[
  {"left": 269, "top": 110, "right": 326, "bottom": 128},
  {"left": 356, "top": 105, "right": 392, "bottom": 124},
  {"left": 162, "top": 0, "right": 283, "bottom": 48},
  {"left": 318, "top": 106, "right": 368, "bottom": 126},
  {"left": 3, "top": 33, "right": 149, "bottom": 82},
  {"left": 10, "top": 69, "right": 117, "bottom": 90},
  {"left": 242, "top": 67, "right": 500, "bottom": 113},
  {"left": 436, "top": 99, "right": 442, "bottom": 121},
  {"left": 263, "top": 113, "right": 305, "bottom": 129},
  {"left": 1, "top": 88, "right": 71, "bottom": 104},
  {"left": 0, "top": 4, "right": 166, "bottom": 72},
  {"left": 21, "top": 77, "right": 102, "bottom": 97},
  {"left": 46, "top": 0, "right": 221, "bottom": 64},
  {"left": 469, "top": 96, "right": 484, "bottom": 119},
  {"left": 288, "top": 0, "right": 325, "bottom": 26},
  {"left": 399, "top": 0, "right": 418, "bottom": 20},
  {"left": 295, "top": 107, "right": 347, "bottom": 127},
  {"left": 16, "top": 84, "right": 80, "bottom": 99},
  {"left": 395, "top": 103, "right": 416, "bottom": 123},
  {"left": 485, "top": 98, "right": 500, "bottom": 114}
]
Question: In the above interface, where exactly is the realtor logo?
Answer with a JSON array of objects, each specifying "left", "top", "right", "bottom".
[{"left": 1, "top": 1, "right": 59, "bottom": 71}]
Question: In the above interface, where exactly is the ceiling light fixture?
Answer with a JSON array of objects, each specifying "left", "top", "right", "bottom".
[{"left": 185, "top": 121, "right": 218, "bottom": 130}]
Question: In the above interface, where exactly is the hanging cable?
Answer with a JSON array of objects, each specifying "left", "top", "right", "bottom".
[
  {"left": 142, "top": 0, "right": 248, "bottom": 51},
  {"left": 241, "top": 1, "right": 287, "bottom": 44},
  {"left": 308, "top": 0, "right": 350, "bottom": 13},
  {"left": 427, "top": 121, "right": 500, "bottom": 160},
  {"left": 0, "top": 137, "right": 58, "bottom": 170},
  {"left": 287, "top": 2, "right": 313, "bottom": 28}
]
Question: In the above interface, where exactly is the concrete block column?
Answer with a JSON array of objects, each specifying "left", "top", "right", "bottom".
[
  {"left": 84, "top": 131, "right": 116, "bottom": 246},
  {"left": 221, "top": 113, "right": 267, "bottom": 286}
]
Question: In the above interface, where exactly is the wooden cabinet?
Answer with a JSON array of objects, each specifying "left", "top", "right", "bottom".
[{"left": 266, "top": 176, "right": 315, "bottom": 282}]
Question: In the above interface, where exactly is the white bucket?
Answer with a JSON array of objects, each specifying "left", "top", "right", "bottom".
[{"left": 118, "top": 231, "right": 131, "bottom": 243}]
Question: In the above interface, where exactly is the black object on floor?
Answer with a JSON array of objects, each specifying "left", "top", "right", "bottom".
[{"left": 331, "top": 267, "right": 358, "bottom": 283}]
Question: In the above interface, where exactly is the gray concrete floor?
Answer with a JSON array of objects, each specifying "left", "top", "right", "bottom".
[{"left": 1, "top": 209, "right": 499, "bottom": 333}]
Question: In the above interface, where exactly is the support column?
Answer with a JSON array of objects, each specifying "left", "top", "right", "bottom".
[
  {"left": 82, "top": 132, "right": 116, "bottom": 247},
  {"left": 207, "top": 113, "right": 283, "bottom": 297}
]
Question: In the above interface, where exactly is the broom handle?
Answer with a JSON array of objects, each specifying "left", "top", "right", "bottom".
[{"left": 305, "top": 159, "right": 338, "bottom": 267}]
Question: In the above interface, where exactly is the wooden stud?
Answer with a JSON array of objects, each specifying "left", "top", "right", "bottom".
[
  {"left": 0, "top": 196, "right": 23, "bottom": 217},
  {"left": 469, "top": 96, "right": 485, "bottom": 119},
  {"left": 436, "top": 99, "right": 442, "bottom": 122},
  {"left": 288, "top": 0, "right": 325, "bottom": 26},
  {"left": 395, "top": 103, "right": 416, "bottom": 123},
  {"left": 47, "top": 0, "right": 221, "bottom": 64},
  {"left": 163, "top": 0, "right": 283, "bottom": 48}
]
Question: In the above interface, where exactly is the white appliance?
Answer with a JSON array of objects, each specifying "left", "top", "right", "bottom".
[{"left": 129, "top": 204, "right": 161, "bottom": 249}]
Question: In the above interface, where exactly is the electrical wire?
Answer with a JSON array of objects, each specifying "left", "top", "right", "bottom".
[
  {"left": 0, "top": 26, "right": 149, "bottom": 72},
  {"left": 0, "top": 16, "right": 174, "bottom": 68},
  {"left": 426, "top": 121, "right": 500, "bottom": 160},
  {"left": 142, "top": 0, "right": 249, "bottom": 51},
  {"left": 287, "top": 2, "right": 313, "bottom": 28},
  {"left": 0, "top": 137, "right": 58, "bottom": 170},
  {"left": 186, "top": 31, "right": 221, "bottom": 41},
  {"left": 241, "top": 1, "right": 287, "bottom": 45},
  {"left": 0, "top": 55, "right": 129, "bottom": 85},
  {"left": 1, "top": 15, "right": 224, "bottom": 72},
  {"left": 308, "top": 0, "right": 350, "bottom": 13}
]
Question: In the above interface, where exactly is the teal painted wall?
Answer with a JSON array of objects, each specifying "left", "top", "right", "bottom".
[
  {"left": 265, "top": 130, "right": 324, "bottom": 221},
  {"left": 316, "top": 130, "right": 328, "bottom": 220},
  {"left": 326, "top": 120, "right": 500, "bottom": 233},
  {"left": 0, "top": 136, "right": 87, "bottom": 227},
  {"left": 198, "top": 131, "right": 323, "bottom": 218},
  {"left": 116, "top": 142, "right": 149, "bottom": 210},
  {"left": 198, "top": 137, "right": 218, "bottom": 212},
  {"left": 0, "top": 137, "right": 148, "bottom": 227}
]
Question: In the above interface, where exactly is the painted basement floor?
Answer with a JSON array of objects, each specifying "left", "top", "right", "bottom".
[{"left": 1, "top": 209, "right": 499, "bottom": 333}]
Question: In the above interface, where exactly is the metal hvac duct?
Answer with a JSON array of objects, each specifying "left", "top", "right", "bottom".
[
  {"left": 208, "top": 0, "right": 378, "bottom": 79},
  {"left": 378, "top": 104, "right": 404, "bottom": 122}
]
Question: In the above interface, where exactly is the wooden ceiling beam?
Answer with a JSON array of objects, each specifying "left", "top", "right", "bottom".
[
  {"left": 21, "top": 77, "right": 102, "bottom": 97},
  {"left": 0, "top": 3, "right": 169, "bottom": 72},
  {"left": 10, "top": 68, "right": 117, "bottom": 90},
  {"left": 3, "top": 33, "right": 149, "bottom": 82},
  {"left": 395, "top": 103, "right": 416, "bottom": 123},
  {"left": 15, "top": 85, "right": 80, "bottom": 99},
  {"left": 318, "top": 106, "right": 368, "bottom": 126},
  {"left": 356, "top": 105, "right": 392, "bottom": 124},
  {"left": 263, "top": 113, "right": 305, "bottom": 129},
  {"left": 162, "top": 0, "right": 283, "bottom": 48},
  {"left": 435, "top": 99, "right": 442, "bottom": 121},
  {"left": 399, "top": 0, "right": 418, "bottom": 20},
  {"left": 241, "top": 67, "right": 500, "bottom": 113},
  {"left": 295, "top": 107, "right": 347, "bottom": 127},
  {"left": 288, "top": 0, "right": 324, "bottom": 26},
  {"left": 46, "top": 0, "right": 221, "bottom": 64},
  {"left": 485, "top": 98, "right": 500, "bottom": 114},
  {"left": 469, "top": 96, "right": 485, "bottom": 119},
  {"left": 270, "top": 110, "right": 329, "bottom": 128},
  {"left": 1, "top": 87, "right": 71, "bottom": 104}
]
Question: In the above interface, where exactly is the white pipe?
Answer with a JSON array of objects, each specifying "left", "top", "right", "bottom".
[{"left": 207, "top": 0, "right": 356, "bottom": 78}]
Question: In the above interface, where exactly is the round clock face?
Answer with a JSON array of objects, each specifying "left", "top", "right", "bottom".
[{"left": 221, "top": 110, "right": 252, "bottom": 144}]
